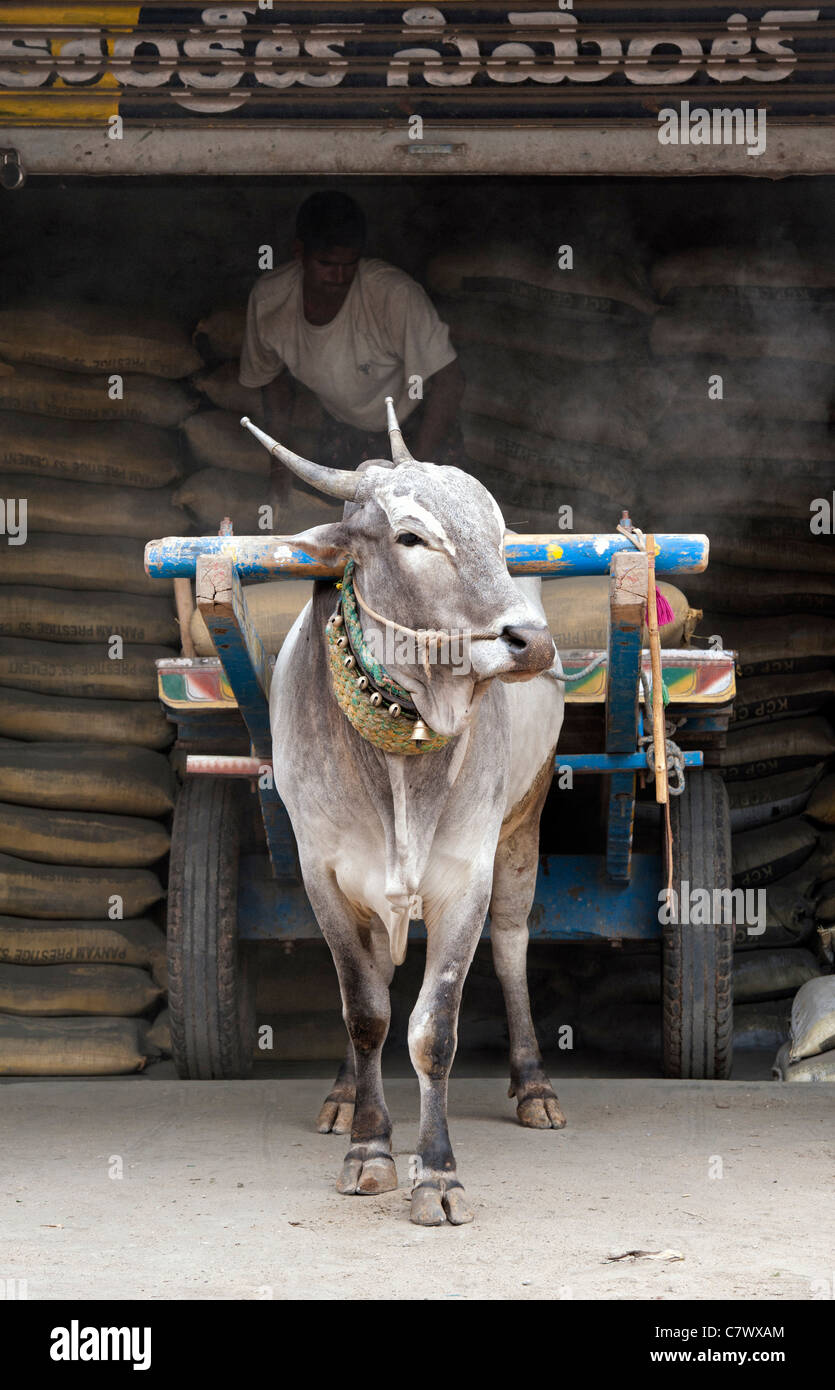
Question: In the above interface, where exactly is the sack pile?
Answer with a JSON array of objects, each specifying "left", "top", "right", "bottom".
[
  {"left": 0, "top": 301, "right": 200, "bottom": 1074},
  {"left": 425, "top": 243, "right": 657, "bottom": 527},
  {"left": 183, "top": 313, "right": 339, "bottom": 535}
]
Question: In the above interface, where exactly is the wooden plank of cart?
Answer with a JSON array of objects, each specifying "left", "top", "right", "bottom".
[{"left": 145, "top": 527, "right": 736, "bottom": 1082}]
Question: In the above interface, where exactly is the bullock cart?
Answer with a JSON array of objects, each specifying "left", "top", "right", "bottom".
[{"left": 144, "top": 529, "right": 736, "bottom": 1082}]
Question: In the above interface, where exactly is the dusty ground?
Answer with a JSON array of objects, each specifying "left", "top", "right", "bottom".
[{"left": 1, "top": 1075, "right": 832, "bottom": 1300}]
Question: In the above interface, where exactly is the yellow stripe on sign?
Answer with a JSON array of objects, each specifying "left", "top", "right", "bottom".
[{"left": 0, "top": 5, "right": 141, "bottom": 126}]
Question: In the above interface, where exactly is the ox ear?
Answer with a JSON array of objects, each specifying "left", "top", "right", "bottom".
[{"left": 285, "top": 521, "right": 352, "bottom": 567}]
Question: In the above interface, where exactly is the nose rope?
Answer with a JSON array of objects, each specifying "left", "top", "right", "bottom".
[{"left": 351, "top": 569, "right": 500, "bottom": 684}]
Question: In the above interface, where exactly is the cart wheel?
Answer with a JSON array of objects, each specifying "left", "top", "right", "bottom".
[
  {"left": 662, "top": 770, "right": 733, "bottom": 1080},
  {"left": 167, "top": 777, "right": 255, "bottom": 1079}
]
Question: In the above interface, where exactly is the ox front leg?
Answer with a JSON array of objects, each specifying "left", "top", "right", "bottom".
[
  {"left": 408, "top": 885, "right": 489, "bottom": 1227},
  {"left": 330, "top": 928, "right": 398, "bottom": 1197},
  {"left": 491, "top": 815, "right": 566, "bottom": 1131}
]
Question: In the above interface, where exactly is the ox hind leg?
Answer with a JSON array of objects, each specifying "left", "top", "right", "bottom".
[
  {"left": 490, "top": 771, "right": 566, "bottom": 1131},
  {"left": 316, "top": 926, "right": 394, "bottom": 1136}
]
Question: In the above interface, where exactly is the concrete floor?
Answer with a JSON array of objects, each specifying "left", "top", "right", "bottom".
[{"left": 1, "top": 1075, "right": 832, "bottom": 1300}]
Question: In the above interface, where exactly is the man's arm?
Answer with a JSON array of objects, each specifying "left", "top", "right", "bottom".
[{"left": 411, "top": 358, "right": 465, "bottom": 461}]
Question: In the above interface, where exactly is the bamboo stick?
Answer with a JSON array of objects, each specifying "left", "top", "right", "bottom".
[{"left": 645, "top": 534, "right": 668, "bottom": 804}]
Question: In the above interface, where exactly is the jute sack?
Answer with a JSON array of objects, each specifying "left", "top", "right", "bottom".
[
  {"left": 427, "top": 245, "right": 657, "bottom": 318},
  {"left": 733, "top": 672, "right": 835, "bottom": 727},
  {"left": 192, "top": 362, "right": 263, "bottom": 415},
  {"left": 0, "top": 686, "right": 172, "bottom": 749},
  {"left": 643, "top": 467, "right": 816, "bottom": 522},
  {"left": 0, "top": 587, "right": 177, "bottom": 646},
  {"left": 816, "top": 884, "right": 835, "bottom": 919},
  {"left": 733, "top": 948, "right": 820, "bottom": 1003},
  {"left": 652, "top": 413, "right": 835, "bottom": 467},
  {"left": 733, "top": 861, "right": 816, "bottom": 950},
  {"left": 174, "top": 467, "right": 341, "bottom": 533},
  {"left": 728, "top": 765, "right": 821, "bottom": 833},
  {"left": 183, "top": 410, "right": 271, "bottom": 475},
  {"left": 699, "top": 614, "right": 835, "bottom": 677},
  {"left": 191, "top": 580, "right": 313, "bottom": 657},
  {"left": 0, "top": 801, "right": 169, "bottom": 868},
  {"left": 0, "top": 533, "right": 170, "bottom": 597},
  {"left": 192, "top": 305, "right": 246, "bottom": 361},
  {"left": 192, "top": 364, "right": 324, "bottom": 432},
  {"left": 663, "top": 356, "right": 835, "bottom": 424},
  {"left": 0, "top": 962, "right": 162, "bottom": 1017},
  {"left": 652, "top": 247, "right": 835, "bottom": 299},
  {"left": 0, "top": 366, "right": 198, "bottom": 427},
  {"left": 541, "top": 576, "right": 696, "bottom": 650},
  {"left": 0, "top": 414, "right": 184, "bottom": 488},
  {"left": 0, "top": 1014, "right": 157, "bottom": 1075},
  {"left": 0, "top": 853, "right": 164, "bottom": 919},
  {"left": 718, "top": 717, "right": 835, "bottom": 780},
  {"left": 731, "top": 817, "right": 818, "bottom": 888},
  {"left": 806, "top": 774, "right": 835, "bottom": 825},
  {"left": 435, "top": 294, "right": 647, "bottom": 364},
  {"left": 789, "top": 976, "right": 835, "bottom": 1060},
  {"left": 707, "top": 522, "right": 835, "bottom": 576},
  {"left": 0, "top": 743, "right": 176, "bottom": 815},
  {"left": 461, "top": 412, "right": 637, "bottom": 492},
  {"left": 0, "top": 475, "right": 191, "bottom": 539},
  {"left": 650, "top": 306, "right": 835, "bottom": 366},
  {"left": 458, "top": 346, "right": 649, "bottom": 454},
  {"left": 0, "top": 304, "right": 202, "bottom": 379},
  {"left": 773, "top": 1042, "right": 835, "bottom": 1082},
  {"left": 0, "top": 638, "right": 177, "bottom": 701},
  {"left": 733, "top": 1000, "right": 792, "bottom": 1050},
  {"left": 0, "top": 916, "right": 167, "bottom": 984},
  {"left": 687, "top": 567, "right": 835, "bottom": 618},
  {"left": 143, "top": 1007, "right": 171, "bottom": 1055}
]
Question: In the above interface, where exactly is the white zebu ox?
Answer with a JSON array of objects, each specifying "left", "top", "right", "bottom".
[{"left": 248, "top": 401, "right": 565, "bottom": 1226}]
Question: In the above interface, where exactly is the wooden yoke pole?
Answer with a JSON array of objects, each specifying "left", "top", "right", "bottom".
[{"left": 645, "top": 534, "right": 668, "bottom": 804}]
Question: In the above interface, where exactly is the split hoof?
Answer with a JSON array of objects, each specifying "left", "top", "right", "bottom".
[
  {"left": 316, "top": 1099, "right": 355, "bottom": 1134},
  {"left": 410, "top": 1183, "right": 474, "bottom": 1227},
  {"left": 336, "top": 1153, "right": 397, "bottom": 1196},
  {"left": 517, "top": 1095, "right": 567, "bottom": 1130}
]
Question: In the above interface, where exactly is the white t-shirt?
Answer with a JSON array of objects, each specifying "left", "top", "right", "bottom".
[{"left": 238, "top": 257, "right": 457, "bottom": 433}]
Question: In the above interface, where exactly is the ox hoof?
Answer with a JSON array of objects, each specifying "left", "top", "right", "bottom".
[
  {"left": 316, "top": 1099, "right": 355, "bottom": 1135},
  {"left": 410, "top": 1183, "right": 474, "bottom": 1227},
  {"left": 516, "top": 1095, "right": 567, "bottom": 1130},
  {"left": 336, "top": 1152, "right": 397, "bottom": 1196}
]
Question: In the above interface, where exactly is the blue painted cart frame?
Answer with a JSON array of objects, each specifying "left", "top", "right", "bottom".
[{"left": 146, "top": 530, "right": 735, "bottom": 946}]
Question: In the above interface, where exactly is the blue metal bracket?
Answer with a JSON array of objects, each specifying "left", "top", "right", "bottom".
[{"left": 558, "top": 751, "right": 703, "bottom": 773}]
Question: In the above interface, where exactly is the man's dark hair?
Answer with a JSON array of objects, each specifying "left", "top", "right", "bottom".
[{"left": 295, "top": 191, "right": 366, "bottom": 254}]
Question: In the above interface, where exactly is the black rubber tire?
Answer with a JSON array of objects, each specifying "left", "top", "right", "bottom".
[
  {"left": 662, "top": 770, "right": 734, "bottom": 1080},
  {"left": 167, "top": 777, "right": 255, "bottom": 1079}
]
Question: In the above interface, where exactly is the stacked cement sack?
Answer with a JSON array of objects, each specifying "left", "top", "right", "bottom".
[
  {"left": 0, "top": 302, "right": 200, "bottom": 1073},
  {"left": 773, "top": 977, "right": 835, "bottom": 1080},
  {"left": 184, "top": 311, "right": 342, "bottom": 534},
  {"left": 425, "top": 243, "right": 657, "bottom": 527},
  {"left": 631, "top": 246, "right": 835, "bottom": 1057}
]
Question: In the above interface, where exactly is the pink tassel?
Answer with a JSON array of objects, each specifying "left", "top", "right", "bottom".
[{"left": 649, "top": 589, "right": 675, "bottom": 628}]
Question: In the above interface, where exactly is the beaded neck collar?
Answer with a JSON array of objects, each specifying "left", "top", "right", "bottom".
[{"left": 325, "top": 560, "right": 451, "bottom": 755}]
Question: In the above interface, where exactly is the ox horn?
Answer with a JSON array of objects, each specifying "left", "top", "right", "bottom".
[
  {"left": 240, "top": 417, "right": 361, "bottom": 501},
  {"left": 385, "top": 395, "right": 414, "bottom": 465}
]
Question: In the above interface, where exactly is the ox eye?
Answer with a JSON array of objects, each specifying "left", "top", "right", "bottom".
[{"left": 396, "top": 532, "right": 426, "bottom": 547}]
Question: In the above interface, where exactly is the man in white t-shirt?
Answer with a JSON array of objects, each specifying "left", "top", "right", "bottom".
[{"left": 239, "top": 191, "right": 466, "bottom": 504}]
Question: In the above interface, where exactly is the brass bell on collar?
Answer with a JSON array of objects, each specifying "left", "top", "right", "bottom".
[{"left": 411, "top": 717, "right": 430, "bottom": 743}]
